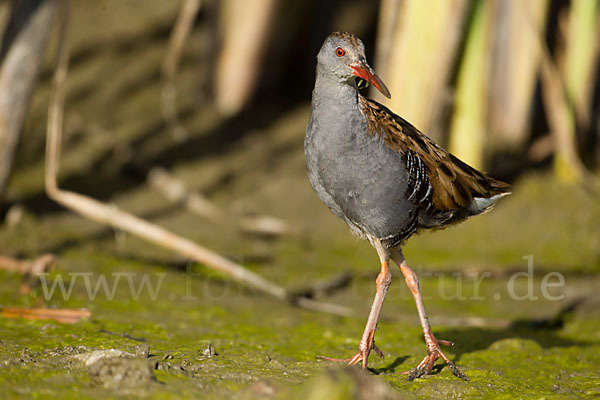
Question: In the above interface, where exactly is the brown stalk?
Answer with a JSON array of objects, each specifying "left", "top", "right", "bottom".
[
  {"left": 161, "top": 0, "right": 202, "bottom": 142},
  {"left": 0, "top": 0, "right": 57, "bottom": 206},
  {"left": 44, "top": 0, "right": 351, "bottom": 317},
  {"left": 0, "top": 254, "right": 55, "bottom": 294},
  {"left": 0, "top": 307, "right": 90, "bottom": 324},
  {"left": 526, "top": 5, "right": 599, "bottom": 192}
]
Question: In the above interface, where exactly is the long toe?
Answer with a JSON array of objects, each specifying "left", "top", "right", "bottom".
[
  {"left": 402, "top": 343, "right": 468, "bottom": 381},
  {"left": 317, "top": 351, "right": 363, "bottom": 366},
  {"left": 403, "top": 353, "right": 432, "bottom": 381},
  {"left": 448, "top": 361, "right": 469, "bottom": 381}
]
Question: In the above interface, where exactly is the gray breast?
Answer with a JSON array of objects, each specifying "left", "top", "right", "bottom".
[{"left": 305, "top": 107, "right": 417, "bottom": 244}]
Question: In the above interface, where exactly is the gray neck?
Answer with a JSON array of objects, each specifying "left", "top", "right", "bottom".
[
  {"left": 308, "top": 70, "right": 365, "bottom": 148},
  {"left": 313, "top": 70, "right": 359, "bottom": 111}
]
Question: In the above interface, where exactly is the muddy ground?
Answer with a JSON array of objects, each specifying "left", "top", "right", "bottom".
[{"left": 1, "top": 1, "right": 599, "bottom": 399}]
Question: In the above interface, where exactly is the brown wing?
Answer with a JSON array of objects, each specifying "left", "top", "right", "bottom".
[{"left": 359, "top": 96, "right": 509, "bottom": 211}]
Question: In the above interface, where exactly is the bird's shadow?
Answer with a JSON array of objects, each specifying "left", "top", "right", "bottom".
[
  {"left": 445, "top": 299, "right": 594, "bottom": 363},
  {"left": 371, "top": 355, "right": 410, "bottom": 375},
  {"left": 374, "top": 300, "right": 596, "bottom": 375}
]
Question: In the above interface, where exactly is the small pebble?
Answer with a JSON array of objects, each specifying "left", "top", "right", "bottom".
[
  {"left": 134, "top": 343, "right": 149, "bottom": 358},
  {"left": 201, "top": 344, "right": 217, "bottom": 358}
]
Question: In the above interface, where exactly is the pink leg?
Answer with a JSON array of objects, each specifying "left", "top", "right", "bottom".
[
  {"left": 392, "top": 249, "right": 468, "bottom": 381},
  {"left": 319, "top": 240, "right": 391, "bottom": 369}
]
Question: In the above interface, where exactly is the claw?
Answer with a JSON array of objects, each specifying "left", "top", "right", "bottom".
[
  {"left": 448, "top": 361, "right": 469, "bottom": 381},
  {"left": 318, "top": 329, "right": 385, "bottom": 370},
  {"left": 372, "top": 343, "right": 384, "bottom": 361},
  {"left": 406, "top": 366, "right": 427, "bottom": 381},
  {"left": 401, "top": 338, "right": 468, "bottom": 381}
]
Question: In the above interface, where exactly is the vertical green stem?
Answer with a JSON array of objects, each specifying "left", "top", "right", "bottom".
[{"left": 449, "top": 0, "right": 489, "bottom": 169}]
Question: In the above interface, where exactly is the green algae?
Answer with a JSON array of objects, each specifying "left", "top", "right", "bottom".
[{"left": 1, "top": 243, "right": 599, "bottom": 398}]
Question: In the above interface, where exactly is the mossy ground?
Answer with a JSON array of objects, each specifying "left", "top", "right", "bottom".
[
  {"left": 1, "top": 1, "right": 599, "bottom": 398},
  {"left": 1, "top": 211, "right": 599, "bottom": 400}
]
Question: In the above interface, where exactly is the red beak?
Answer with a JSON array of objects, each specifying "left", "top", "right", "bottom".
[{"left": 350, "top": 59, "right": 391, "bottom": 99}]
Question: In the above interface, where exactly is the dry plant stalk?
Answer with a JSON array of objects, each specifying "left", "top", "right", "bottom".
[
  {"left": 0, "top": 254, "right": 54, "bottom": 275},
  {"left": 161, "top": 0, "right": 202, "bottom": 142},
  {"left": 448, "top": 0, "right": 490, "bottom": 169},
  {"left": 562, "top": 0, "right": 600, "bottom": 130},
  {"left": 0, "top": 253, "right": 55, "bottom": 294},
  {"left": 0, "top": 307, "right": 90, "bottom": 324},
  {"left": 538, "top": 54, "right": 585, "bottom": 182},
  {"left": 147, "top": 166, "right": 225, "bottom": 224},
  {"left": 374, "top": 0, "right": 402, "bottom": 80},
  {"left": 530, "top": 7, "right": 589, "bottom": 184},
  {"left": 0, "top": 0, "right": 57, "bottom": 206},
  {"left": 378, "top": 0, "right": 469, "bottom": 141},
  {"left": 148, "top": 167, "right": 290, "bottom": 237},
  {"left": 44, "top": 1, "right": 351, "bottom": 317},
  {"left": 487, "top": 0, "right": 549, "bottom": 151},
  {"left": 215, "top": 0, "right": 278, "bottom": 115}
]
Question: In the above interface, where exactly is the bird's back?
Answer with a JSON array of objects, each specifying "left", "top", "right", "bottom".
[
  {"left": 306, "top": 94, "right": 509, "bottom": 248},
  {"left": 358, "top": 97, "right": 510, "bottom": 232}
]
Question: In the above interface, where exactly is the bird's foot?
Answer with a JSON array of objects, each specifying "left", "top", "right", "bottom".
[
  {"left": 401, "top": 338, "right": 468, "bottom": 381},
  {"left": 317, "top": 339, "right": 384, "bottom": 370}
]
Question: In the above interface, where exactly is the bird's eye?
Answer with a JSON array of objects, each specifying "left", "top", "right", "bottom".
[{"left": 335, "top": 47, "right": 345, "bottom": 57}]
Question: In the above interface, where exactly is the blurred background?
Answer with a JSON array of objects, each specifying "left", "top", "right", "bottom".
[
  {"left": 0, "top": 0, "right": 599, "bottom": 398},
  {"left": 0, "top": 0, "right": 599, "bottom": 212},
  {"left": 0, "top": 0, "right": 598, "bottom": 313},
  {"left": 0, "top": 0, "right": 597, "bottom": 268}
]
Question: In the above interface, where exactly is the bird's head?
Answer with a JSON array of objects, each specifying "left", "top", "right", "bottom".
[{"left": 316, "top": 32, "right": 391, "bottom": 99}]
